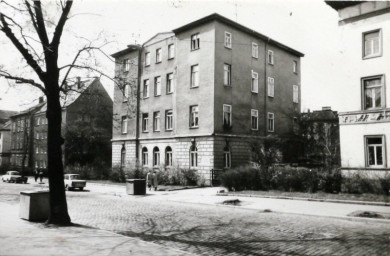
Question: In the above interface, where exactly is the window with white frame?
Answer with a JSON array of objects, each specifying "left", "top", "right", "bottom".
[
  {"left": 223, "top": 104, "right": 232, "bottom": 127},
  {"left": 252, "top": 43, "right": 258, "bottom": 58},
  {"left": 166, "top": 73, "right": 174, "bottom": 94},
  {"left": 168, "top": 44, "right": 175, "bottom": 59},
  {"left": 293, "top": 85, "right": 299, "bottom": 103},
  {"left": 123, "top": 84, "right": 130, "bottom": 100},
  {"left": 268, "top": 77, "right": 274, "bottom": 97},
  {"left": 224, "top": 146, "right": 231, "bottom": 168},
  {"left": 224, "top": 32, "right": 232, "bottom": 48},
  {"left": 190, "top": 145, "right": 198, "bottom": 167},
  {"left": 224, "top": 64, "right": 231, "bottom": 86},
  {"left": 153, "top": 111, "right": 160, "bottom": 131},
  {"left": 251, "top": 71, "right": 258, "bottom": 93},
  {"left": 121, "top": 116, "right": 128, "bottom": 134},
  {"left": 293, "top": 60, "right": 298, "bottom": 73},
  {"left": 36, "top": 132, "right": 39, "bottom": 140},
  {"left": 366, "top": 136, "right": 385, "bottom": 167},
  {"left": 37, "top": 118, "right": 40, "bottom": 126},
  {"left": 251, "top": 109, "right": 258, "bottom": 130},
  {"left": 165, "top": 146, "right": 173, "bottom": 166},
  {"left": 153, "top": 147, "right": 160, "bottom": 166},
  {"left": 268, "top": 112, "right": 274, "bottom": 132},
  {"left": 363, "top": 76, "right": 383, "bottom": 109},
  {"left": 165, "top": 110, "right": 173, "bottom": 130},
  {"left": 142, "top": 113, "right": 149, "bottom": 132},
  {"left": 268, "top": 50, "right": 274, "bottom": 65},
  {"left": 145, "top": 52, "right": 151, "bottom": 66},
  {"left": 191, "top": 64, "right": 199, "bottom": 88},
  {"left": 156, "top": 48, "right": 162, "bottom": 63},
  {"left": 142, "top": 147, "right": 148, "bottom": 166},
  {"left": 123, "top": 59, "right": 130, "bottom": 72},
  {"left": 143, "top": 79, "right": 149, "bottom": 98},
  {"left": 363, "top": 30, "right": 381, "bottom": 58},
  {"left": 190, "top": 105, "right": 199, "bottom": 128},
  {"left": 191, "top": 33, "right": 200, "bottom": 50},
  {"left": 154, "top": 76, "right": 161, "bottom": 96}
]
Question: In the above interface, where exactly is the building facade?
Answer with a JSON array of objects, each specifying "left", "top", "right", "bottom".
[
  {"left": 327, "top": 2, "right": 390, "bottom": 176},
  {"left": 9, "top": 78, "right": 113, "bottom": 173},
  {"left": 112, "top": 14, "right": 303, "bottom": 185}
]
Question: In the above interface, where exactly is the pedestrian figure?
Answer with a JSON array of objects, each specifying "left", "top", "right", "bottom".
[
  {"left": 152, "top": 170, "right": 158, "bottom": 191},
  {"left": 146, "top": 170, "right": 153, "bottom": 191},
  {"left": 34, "top": 169, "right": 39, "bottom": 182},
  {"left": 39, "top": 169, "right": 44, "bottom": 183}
]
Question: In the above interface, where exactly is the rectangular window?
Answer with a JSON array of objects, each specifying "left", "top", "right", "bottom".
[
  {"left": 363, "top": 30, "right": 381, "bottom": 58},
  {"left": 293, "top": 85, "right": 299, "bottom": 103},
  {"left": 268, "top": 112, "right": 274, "bottom": 132},
  {"left": 251, "top": 109, "right": 258, "bottom": 130},
  {"left": 123, "top": 58, "right": 130, "bottom": 72},
  {"left": 121, "top": 116, "right": 128, "bottom": 134},
  {"left": 143, "top": 79, "right": 149, "bottom": 98},
  {"left": 165, "top": 110, "right": 173, "bottom": 130},
  {"left": 36, "top": 132, "right": 39, "bottom": 140},
  {"left": 153, "top": 111, "right": 160, "bottom": 131},
  {"left": 166, "top": 73, "right": 174, "bottom": 94},
  {"left": 224, "top": 151, "right": 231, "bottom": 168},
  {"left": 191, "top": 65, "right": 199, "bottom": 88},
  {"left": 168, "top": 44, "right": 175, "bottom": 59},
  {"left": 154, "top": 76, "right": 161, "bottom": 96},
  {"left": 363, "top": 76, "right": 383, "bottom": 109},
  {"left": 145, "top": 52, "right": 151, "bottom": 66},
  {"left": 142, "top": 113, "right": 149, "bottom": 132},
  {"left": 223, "top": 104, "right": 232, "bottom": 127},
  {"left": 224, "top": 64, "right": 231, "bottom": 86},
  {"left": 156, "top": 48, "right": 162, "bottom": 63},
  {"left": 252, "top": 43, "right": 258, "bottom": 58},
  {"left": 224, "top": 32, "right": 232, "bottom": 48},
  {"left": 123, "top": 84, "right": 129, "bottom": 100},
  {"left": 293, "top": 60, "right": 298, "bottom": 73},
  {"left": 366, "top": 136, "right": 385, "bottom": 167},
  {"left": 190, "top": 105, "right": 199, "bottom": 128},
  {"left": 251, "top": 71, "right": 258, "bottom": 93},
  {"left": 191, "top": 33, "right": 200, "bottom": 50},
  {"left": 268, "top": 50, "right": 274, "bottom": 65},
  {"left": 268, "top": 77, "right": 274, "bottom": 97}
]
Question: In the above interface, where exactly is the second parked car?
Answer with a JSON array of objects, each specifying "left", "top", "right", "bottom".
[{"left": 64, "top": 174, "right": 86, "bottom": 191}]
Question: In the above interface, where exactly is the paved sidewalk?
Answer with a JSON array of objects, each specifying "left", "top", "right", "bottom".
[
  {"left": 86, "top": 184, "right": 390, "bottom": 222},
  {"left": 0, "top": 202, "right": 191, "bottom": 256}
]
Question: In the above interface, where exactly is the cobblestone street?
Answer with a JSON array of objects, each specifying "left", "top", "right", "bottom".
[{"left": 1, "top": 182, "right": 390, "bottom": 255}]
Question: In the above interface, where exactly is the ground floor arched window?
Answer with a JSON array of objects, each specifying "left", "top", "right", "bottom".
[
  {"left": 120, "top": 146, "right": 126, "bottom": 168},
  {"left": 165, "top": 146, "right": 173, "bottom": 167},
  {"left": 190, "top": 145, "right": 198, "bottom": 168},
  {"left": 142, "top": 147, "right": 148, "bottom": 166},
  {"left": 223, "top": 146, "right": 231, "bottom": 168},
  {"left": 153, "top": 147, "right": 160, "bottom": 166}
]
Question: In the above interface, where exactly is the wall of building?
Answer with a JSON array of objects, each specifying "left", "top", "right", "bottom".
[{"left": 33, "top": 112, "right": 47, "bottom": 169}]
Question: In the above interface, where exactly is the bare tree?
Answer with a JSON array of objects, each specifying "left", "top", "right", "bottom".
[{"left": 0, "top": 0, "right": 77, "bottom": 225}]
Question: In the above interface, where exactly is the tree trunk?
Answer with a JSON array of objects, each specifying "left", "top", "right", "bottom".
[{"left": 45, "top": 80, "right": 71, "bottom": 225}]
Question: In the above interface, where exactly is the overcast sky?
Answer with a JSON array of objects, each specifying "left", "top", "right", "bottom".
[{"left": 0, "top": 0, "right": 344, "bottom": 112}]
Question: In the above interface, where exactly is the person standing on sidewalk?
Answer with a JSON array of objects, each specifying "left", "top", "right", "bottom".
[
  {"left": 38, "top": 169, "right": 44, "bottom": 183},
  {"left": 146, "top": 170, "right": 153, "bottom": 191},
  {"left": 152, "top": 170, "right": 158, "bottom": 191},
  {"left": 34, "top": 169, "right": 39, "bottom": 183}
]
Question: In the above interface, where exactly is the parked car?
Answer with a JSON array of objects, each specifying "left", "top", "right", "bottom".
[
  {"left": 64, "top": 174, "right": 86, "bottom": 191},
  {"left": 1, "top": 171, "right": 28, "bottom": 183}
]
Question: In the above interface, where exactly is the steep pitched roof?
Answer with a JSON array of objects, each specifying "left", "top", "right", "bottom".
[
  {"left": 172, "top": 13, "right": 304, "bottom": 57},
  {"left": 0, "top": 110, "right": 18, "bottom": 126},
  {"left": 111, "top": 44, "right": 142, "bottom": 58},
  {"left": 326, "top": 1, "right": 365, "bottom": 11}
]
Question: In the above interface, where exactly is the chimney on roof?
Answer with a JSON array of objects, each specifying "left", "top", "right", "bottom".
[
  {"left": 39, "top": 96, "right": 44, "bottom": 103},
  {"left": 77, "top": 77, "right": 81, "bottom": 89},
  {"left": 322, "top": 106, "right": 332, "bottom": 111}
]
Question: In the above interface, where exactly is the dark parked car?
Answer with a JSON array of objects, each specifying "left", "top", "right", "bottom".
[{"left": 1, "top": 171, "right": 28, "bottom": 183}]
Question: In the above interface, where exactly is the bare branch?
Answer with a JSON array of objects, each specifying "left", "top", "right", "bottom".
[
  {"left": 0, "top": 13, "right": 45, "bottom": 80},
  {"left": 50, "top": 0, "right": 73, "bottom": 49},
  {"left": 0, "top": 70, "right": 46, "bottom": 93},
  {"left": 33, "top": 0, "right": 49, "bottom": 47}
]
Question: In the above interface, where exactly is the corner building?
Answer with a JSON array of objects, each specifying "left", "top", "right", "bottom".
[
  {"left": 327, "top": 2, "right": 390, "bottom": 177},
  {"left": 112, "top": 14, "right": 303, "bottom": 185}
]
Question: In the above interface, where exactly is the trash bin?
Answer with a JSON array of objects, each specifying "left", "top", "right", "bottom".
[
  {"left": 19, "top": 190, "right": 50, "bottom": 221},
  {"left": 126, "top": 179, "right": 146, "bottom": 195}
]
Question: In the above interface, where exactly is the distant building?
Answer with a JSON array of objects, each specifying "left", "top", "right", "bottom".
[
  {"left": 9, "top": 78, "right": 113, "bottom": 172},
  {"left": 300, "top": 107, "right": 340, "bottom": 167},
  {"left": 111, "top": 13, "right": 304, "bottom": 185},
  {"left": 0, "top": 110, "right": 18, "bottom": 167},
  {"left": 327, "top": 2, "right": 390, "bottom": 176}
]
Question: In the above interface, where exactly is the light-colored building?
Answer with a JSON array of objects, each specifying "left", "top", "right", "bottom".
[
  {"left": 111, "top": 13, "right": 303, "bottom": 185},
  {"left": 327, "top": 2, "right": 390, "bottom": 176}
]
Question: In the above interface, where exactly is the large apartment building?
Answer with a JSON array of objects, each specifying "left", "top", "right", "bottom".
[
  {"left": 112, "top": 13, "right": 303, "bottom": 185},
  {"left": 327, "top": 2, "right": 390, "bottom": 176}
]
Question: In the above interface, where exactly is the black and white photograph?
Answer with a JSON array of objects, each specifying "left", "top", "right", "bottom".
[{"left": 0, "top": 0, "right": 390, "bottom": 255}]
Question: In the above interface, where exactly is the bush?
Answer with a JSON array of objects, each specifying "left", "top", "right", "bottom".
[
  {"left": 341, "top": 172, "right": 390, "bottom": 195},
  {"left": 65, "top": 162, "right": 110, "bottom": 180},
  {"left": 220, "top": 165, "right": 260, "bottom": 191}
]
